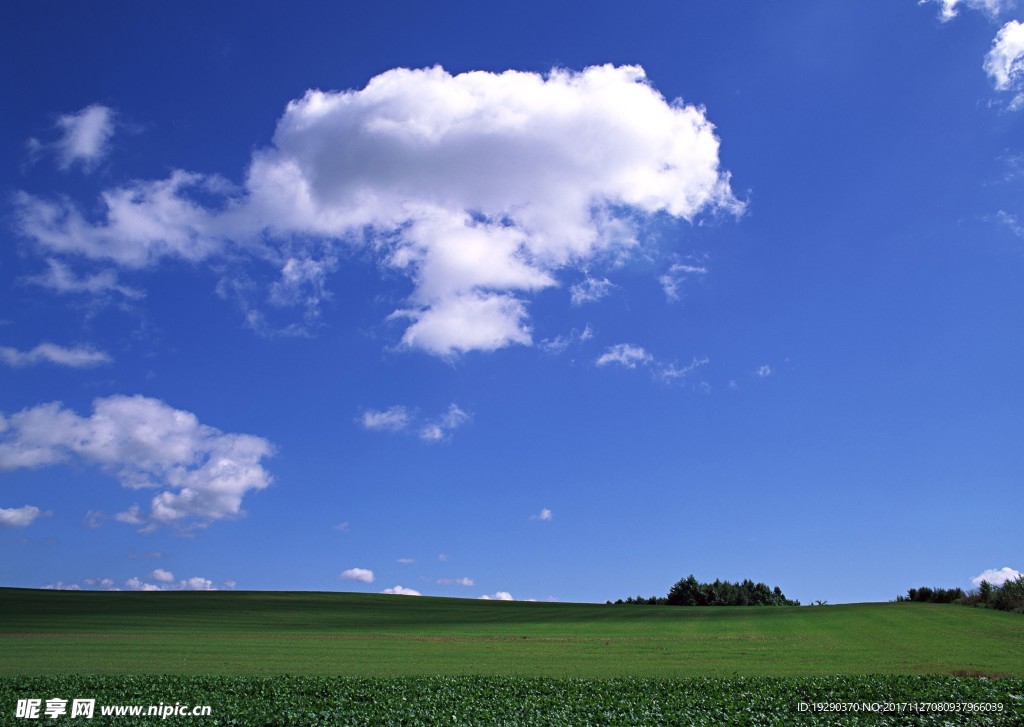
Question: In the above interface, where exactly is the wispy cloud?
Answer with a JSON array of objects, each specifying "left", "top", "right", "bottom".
[
  {"left": 921, "top": 0, "right": 1012, "bottom": 22},
  {"left": 437, "top": 577, "right": 475, "bottom": 586},
  {"left": 570, "top": 277, "right": 615, "bottom": 305},
  {"left": 530, "top": 508, "right": 553, "bottom": 522},
  {"left": 28, "top": 104, "right": 116, "bottom": 172},
  {"left": 0, "top": 342, "right": 111, "bottom": 368},
  {"left": 419, "top": 403, "right": 471, "bottom": 443},
  {"left": 659, "top": 257, "right": 708, "bottom": 302},
  {"left": 596, "top": 343, "right": 653, "bottom": 369},
  {"left": 26, "top": 258, "right": 144, "bottom": 300},
  {"left": 359, "top": 406, "right": 412, "bottom": 432}
]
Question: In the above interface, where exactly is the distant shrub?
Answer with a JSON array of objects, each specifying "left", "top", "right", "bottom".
[
  {"left": 899, "top": 577, "right": 1024, "bottom": 614},
  {"left": 897, "top": 586, "right": 965, "bottom": 604},
  {"left": 611, "top": 576, "right": 798, "bottom": 607}
]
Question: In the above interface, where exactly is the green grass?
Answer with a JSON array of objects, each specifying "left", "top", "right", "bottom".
[{"left": 2, "top": 588, "right": 1022, "bottom": 678}]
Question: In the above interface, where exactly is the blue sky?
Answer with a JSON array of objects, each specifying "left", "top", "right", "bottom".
[{"left": 2, "top": 0, "right": 1022, "bottom": 604}]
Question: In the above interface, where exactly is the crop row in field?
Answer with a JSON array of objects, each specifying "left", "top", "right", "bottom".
[{"left": 2, "top": 674, "right": 1022, "bottom": 725}]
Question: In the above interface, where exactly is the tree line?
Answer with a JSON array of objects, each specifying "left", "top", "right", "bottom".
[
  {"left": 608, "top": 575, "right": 800, "bottom": 607},
  {"left": 898, "top": 576, "right": 1024, "bottom": 614}
]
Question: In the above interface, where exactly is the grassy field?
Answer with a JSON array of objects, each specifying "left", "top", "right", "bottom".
[{"left": 2, "top": 588, "right": 1023, "bottom": 678}]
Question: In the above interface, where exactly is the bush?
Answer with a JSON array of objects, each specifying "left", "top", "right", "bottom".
[{"left": 665, "top": 576, "right": 798, "bottom": 606}]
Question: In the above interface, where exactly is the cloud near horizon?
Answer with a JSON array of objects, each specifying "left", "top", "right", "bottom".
[
  {"left": 16, "top": 65, "right": 739, "bottom": 355},
  {"left": 972, "top": 566, "right": 1022, "bottom": 586},
  {"left": 0, "top": 395, "right": 274, "bottom": 530}
]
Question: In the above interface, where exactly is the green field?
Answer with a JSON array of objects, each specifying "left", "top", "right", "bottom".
[
  {"left": 3, "top": 589, "right": 1023, "bottom": 724},
  {"left": 2, "top": 588, "right": 1022, "bottom": 678}
]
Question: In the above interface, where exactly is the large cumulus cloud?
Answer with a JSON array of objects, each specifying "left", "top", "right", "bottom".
[{"left": 17, "top": 65, "right": 740, "bottom": 354}]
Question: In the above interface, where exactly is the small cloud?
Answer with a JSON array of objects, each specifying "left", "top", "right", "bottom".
[
  {"left": 755, "top": 365, "right": 773, "bottom": 378},
  {"left": 920, "top": 0, "right": 1011, "bottom": 22},
  {"left": 0, "top": 342, "right": 111, "bottom": 368},
  {"left": 125, "top": 577, "right": 161, "bottom": 592},
  {"left": 438, "top": 553, "right": 450, "bottom": 562},
  {"left": 658, "top": 356, "right": 709, "bottom": 382},
  {"left": 396, "top": 558, "right": 415, "bottom": 565},
  {"left": 83, "top": 510, "right": 105, "bottom": 529},
  {"left": 179, "top": 577, "right": 216, "bottom": 591},
  {"left": 26, "top": 259, "right": 144, "bottom": 300},
  {"left": 381, "top": 585, "right": 421, "bottom": 596},
  {"left": 997, "top": 210, "right": 1024, "bottom": 236},
  {"left": 420, "top": 403, "right": 471, "bottom": 443},
  {"left": 151, "top": 568, "right": 175, "bottom": 583},
  {"left": 530, "top": 508, "right": 553, "bottom": 522},
  {"left": 972, "top": 566, "right": 1022, "bottom": 587},
  {"left": 30, "top": 104, "right": 116, "bottom": 172},
  {"left": 570, "top": 277, "right": 614, "bottom": 305},
  {"left": 0, "top": 505, "right": 48, "bottom": 527},
  {"left": 986, "top": 20, "right": 1024, "bottom": 109},
  {"left": 223, "top": 580, "right": 237, "bottom": 589},
  {"left": 480, "top": 591, "right": 514, "bottom": 601},
  {"left": 659, "top": 258, "right": 708, "bottom": 302},
  {"left": 334, "top": 521, "right": 350, "bottom": 533},
  {"left": 340, "top": 567, "right": 375, "bottom": 584},
  {"left": 360, "top": 406, "right": 411, "bottom": 432},
  {"left": 438, "top": 577, "right": 475, "bottom": 586},
  {"left": 539, "top": 325, "right": 594, "bottom": 355},
  {"left": 596, "top": 343, "right": 653, "bottom": 369}
]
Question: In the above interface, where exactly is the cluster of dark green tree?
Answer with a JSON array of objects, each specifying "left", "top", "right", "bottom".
[
  {"left": 897, "top": 576, "right": 1024, "bottom": 614},
  {"left": 608, "top": 575, "right": 799, "bottom": 607}
]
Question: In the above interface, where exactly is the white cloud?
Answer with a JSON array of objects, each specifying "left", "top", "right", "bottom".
[
  {"left": 756, "top": 364, "right": 773, "bottom": 378},
  {"left": 659, "top": 356, "right": 709, "bottom": 382},
  {"left": 29, "top": 105, "right": 116, "bottom": 171},
  {"left": 223, "top": 580, "right": 237, "bottom": 589},
  {"left": 985, "top": 20, "right": 1024, "bottom": 108},
  {"left": 0, "top": 505, "right": 47, "bottom": 527},
  {"left": 15, "top": 172, "right": 240, "bottom": 270},
  {"left": 570, "top": 277, "right": 614, "bottom": 306},
  {"left": 438, "top": 577, "right": 475, "bottom": 586},
  {"left": 596, "top": 343, "right": 653, "bottom": 369},
  {"left": 480, "top": 591, "right": 514, "bottom": 600},
  {"left": 972, "top": 566, "right": 1022, "bottom": 586},
  {"left": 922, "top": 0, "right": 1012, "bottom": 21},
  {"left": 0, "top": 395, "right": 274, "bottom": 530},
  {"left": 180, "top": 576, "right": 216, "bottom": 591},
  {"left": 126, "top": 574, "right": 216, "bottom": 591},
  {"left": 26, "top": 259, "right": 144, "bottom": 299},
  {"left": 397, "top": 557, "right": 415, "bottom": 564},
  {"left": 530, "top": 507, "right": 553, "bottom": 522},
  {"left": 0, "top": 343, "right": 111, "bottom": 368},
  {"left": 419, "top": 403, "right": 471, "bottom": 443},
  {"left": 340, "top": 567, "right": 375, "bottom": 583},
  {"left": 659, "top": 259, "right": 708, "bottom": 302},
  {"left": 381, "top": 585, "right": 421, "bottom": 595},
  {"left": 360, "top": 406, "right": 411, "bottom": 432},
  {"left": 125, "top": 577, "right": 162, "bottom": 591},
  {"left": 151, "top": 568, "right": 175, "bottom": 583},
  {"left": 17, "top": 65, "right": 739, "bottom": 355},
  {"left": 83, "top": 510, "right": 105, "bottom": 528}
]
